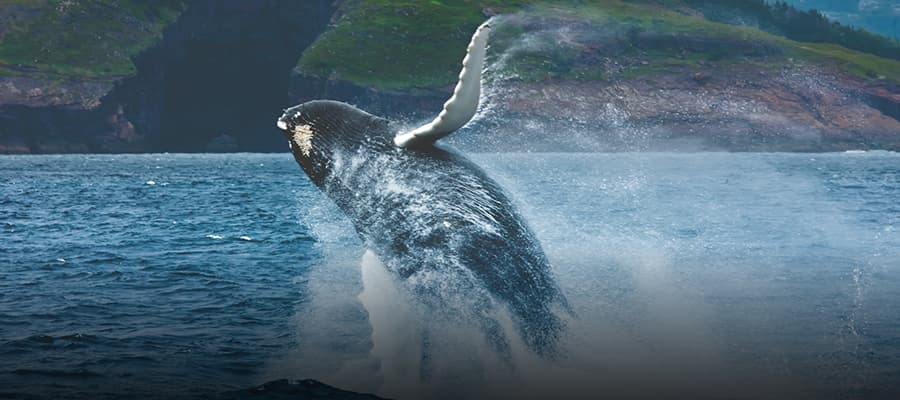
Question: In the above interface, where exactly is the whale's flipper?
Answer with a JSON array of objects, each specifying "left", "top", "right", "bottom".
[{"left": 393, "top": 21, "right": 490, "bottom": 148}]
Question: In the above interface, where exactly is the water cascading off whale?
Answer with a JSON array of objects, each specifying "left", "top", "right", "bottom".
[{"left": 277, "top": 21, "right": 567, "bottom": 357}]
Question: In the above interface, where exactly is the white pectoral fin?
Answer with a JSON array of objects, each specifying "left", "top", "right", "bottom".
[{"left": 394, "top": 21, "right": 490, "bottom": 148}]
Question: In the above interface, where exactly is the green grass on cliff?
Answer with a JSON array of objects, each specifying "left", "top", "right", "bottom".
[
  {"left": 297, "top": 0, "right": 900, "bottom": 89},
  {"left": 0, "top": 0, "right": 186, "bottom": 79},
  {"left": 298, "top": 0, "right": 526, "bottom": 89},
  {"left": 2, "top": 0, "right": 896, "bottom": 86},
  {"left": 791, "top": 43, "right": 900, "bottom": 82}
]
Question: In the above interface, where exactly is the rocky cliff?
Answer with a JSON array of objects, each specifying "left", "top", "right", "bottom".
[
  {"left": 458, "top": 16, "right": 900, "bottom": 152},
  {"left": 0, "top": 0, "right": 335, "bottom": 153},
  {"left": 0, "top": 0, "right": 898, "bottom": 153}
]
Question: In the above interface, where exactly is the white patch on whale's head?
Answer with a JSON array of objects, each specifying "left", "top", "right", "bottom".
[
  {"left": 290, "top": 124, "right": 315, "bottom": 157},
  {"left": 277, "top": 110, "right": 316, "bottom": 158}
]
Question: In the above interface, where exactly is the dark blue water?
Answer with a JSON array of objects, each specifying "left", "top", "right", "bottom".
[
  {"left": 0, "top": 154, "right": 319, "bottom": 399},
  {"left": 1, "top": 152, "right": 899, "bottom": 399}
]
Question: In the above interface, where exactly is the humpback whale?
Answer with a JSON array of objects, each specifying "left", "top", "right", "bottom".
[{"left": 277, "top": 22, "right": 566, "bottom": 355}]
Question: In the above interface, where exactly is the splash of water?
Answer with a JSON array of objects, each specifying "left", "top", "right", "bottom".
[
  {"left": 454, "top": 13, "right": 651, "bottom": 153},
  {"left": 358, "top": 248, "right": 616, "bottom": 400}
]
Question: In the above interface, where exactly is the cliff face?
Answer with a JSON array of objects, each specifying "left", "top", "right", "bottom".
[
  {"left": 450, "top": 65, "right": 900, "bottom": 152},
  {"left": 0, "top": 0, "right": 898, "bottom": 153},
  {"left": 450, "top": 21, "right": 900, "bottom": 152},
  {"left": 0, "top": 0, "right": 335, "bottom": 153},
  {"left": 289, "top": 5, "right": 900, "bottom": 153}
]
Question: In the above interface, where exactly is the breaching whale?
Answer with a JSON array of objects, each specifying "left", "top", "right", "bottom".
[{"left": 277, "top": 22, "right": 566, "bottom": 355}]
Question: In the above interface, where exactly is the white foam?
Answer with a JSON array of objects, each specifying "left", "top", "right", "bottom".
[
  {"left": 357, "top": 250, "right": 554, "bottom": 400},
  {"left": 358, "top": 251, "right": 423, "bottom": 399}
]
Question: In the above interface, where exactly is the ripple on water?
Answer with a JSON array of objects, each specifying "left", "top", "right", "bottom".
[{"left": 0, "top": 154, "right": 316, "bottom": 398}]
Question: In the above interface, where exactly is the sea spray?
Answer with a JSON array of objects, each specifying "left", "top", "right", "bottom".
[
  {"left": 359, "top": 250, "right": 547, "bottom": 399},
  {"left": 282, "top": 190, "right": 564, "bottom": 399},
  {"left": 455, "top": 13, "right": 651, "bottom": 152},
  {"left": 358, "top": 250, "right": 422, "bottom": 398}
]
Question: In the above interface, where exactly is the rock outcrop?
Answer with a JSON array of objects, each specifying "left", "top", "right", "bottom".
[
  {"left": 453, "top": 65, "right": 900, "bottom": 152},
  {"left": 208, "top": 379, "right": 386, "bottom": 400},
  {"left": 0, "top": 0, "right": 336, "bottom": 153}
]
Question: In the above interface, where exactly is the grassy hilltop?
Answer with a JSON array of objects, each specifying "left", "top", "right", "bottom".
[
  {"left": 297, "top": 0, "right": 900, "bottom": 89},
  {"left": 0, "top": 0, "right": 186, "bottom": 79},
  {"left": 1, "top": 0, "right": 897, "bottom": 88}
]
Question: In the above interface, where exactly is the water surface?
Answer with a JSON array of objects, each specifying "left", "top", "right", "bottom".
[{"left": 1, "top": 152, "right": 898, "bottom": 399}]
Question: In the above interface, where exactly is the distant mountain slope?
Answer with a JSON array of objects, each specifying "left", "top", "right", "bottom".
[
  {"left": 677, "top": 0, "right": 899, "bottom": 61},
  {"left": 783, "top": 0, "right": 900, "bottom": 40}
]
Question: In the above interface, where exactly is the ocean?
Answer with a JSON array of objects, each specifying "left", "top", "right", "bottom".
[{"left": 1, "top": 152, "right": 898, "bottom": 399}]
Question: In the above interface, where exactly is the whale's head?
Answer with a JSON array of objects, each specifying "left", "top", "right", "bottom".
[{"left": 277, "top": 100, "right": 392, "bottom": 184}]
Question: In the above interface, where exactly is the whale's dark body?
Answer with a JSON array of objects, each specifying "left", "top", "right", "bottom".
[{"left": 279, "top": 100, "right": 565, "bottom": 354}]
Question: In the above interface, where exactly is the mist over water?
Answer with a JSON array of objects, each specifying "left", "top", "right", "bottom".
[
  {"left": 445, "top": 13, "right": 653, "bottom": 154},
  {"left": 478, "top": 151, "right": 899, "bottom": 399},
  {"left": 269, "top": 150, "right": 898, "bottom": 399}
]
